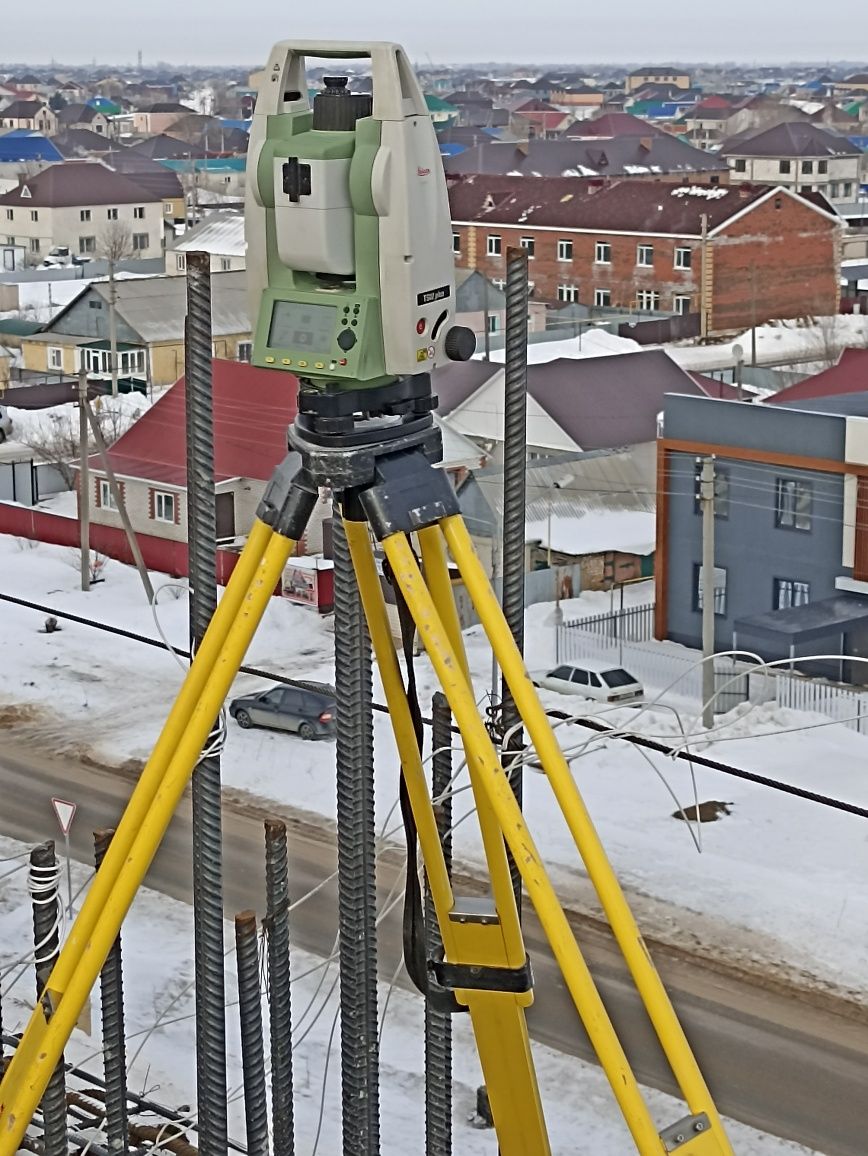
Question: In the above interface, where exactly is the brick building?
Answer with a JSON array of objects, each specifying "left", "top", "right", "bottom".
[{"left": 449, "top": 176, "right": 842, "bottom": 331}]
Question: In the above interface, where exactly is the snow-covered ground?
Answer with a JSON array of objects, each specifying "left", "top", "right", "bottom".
[
  {"left": 483, "top": 327, "right": 641, "bottom": 364},
  {"left": 0, "top": 834, "right": 819, "bottom": 1155},
  {"left": 665, "top": 315, "right": 868, "bottom": 374},
  {"left": 1, "top": 536, "right": 867, "bottom": 1005}
]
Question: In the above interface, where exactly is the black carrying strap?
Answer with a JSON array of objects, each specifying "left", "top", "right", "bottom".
[{"left": 383, "top": 554, "right": 462, "bottom": 1015}]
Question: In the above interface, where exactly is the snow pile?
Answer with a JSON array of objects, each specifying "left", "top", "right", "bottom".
[
  {"left": 486, "top": 327, "right": 641, "bottom": 365},
  {"left": 525, "top": 509, "right": 656, "bottom": 556},
  {"left": 667, "top": 315, "right": 868, "bottom": 372}
]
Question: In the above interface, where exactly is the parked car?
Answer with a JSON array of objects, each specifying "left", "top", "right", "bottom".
[
  {"left": 0, "top": 406, "right": 12, "bottom": 444},
  {"left": 229, "top": 683, "right": 337, "bottom": 739},
  {"left": 532, "top": 661, "right": 643, "bottom": 703}
]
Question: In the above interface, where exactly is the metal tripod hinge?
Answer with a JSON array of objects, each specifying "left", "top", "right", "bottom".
[{"left": 661, "top": 1114, "right": 723, "bottom": 1153}]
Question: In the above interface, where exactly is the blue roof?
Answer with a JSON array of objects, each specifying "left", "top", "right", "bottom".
[
  {"left": 0, "top": 134, "right": 62, "bottom": 162},
  {"left": 161, "top": 156, "right": 247, "bottom": 173},
  {"left": 218, "top": 118, "right": 251, "bottom": 132},
  {"left": 438, "top": 142, "right": 467, "bottom": 157},
  {"left": 848, "top": 136, "right": 868, "bottom": 151}
]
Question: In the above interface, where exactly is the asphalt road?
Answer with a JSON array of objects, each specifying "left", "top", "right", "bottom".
[{"left": 1, "top": 741, "right": 866, "bottom": 1155}]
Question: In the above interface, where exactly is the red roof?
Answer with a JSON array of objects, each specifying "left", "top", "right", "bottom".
[
  {"left": 694, "top": 95, "right": 732, "bottom": 111},
  {"left": 689, "top": 372, "right": 742, "bottom": 400},
  {"left": 765, "top": 348, "right": 868, "bottom": 405},
  {"left": 104, "top": 360, "right": 298, "bottom": 487}
]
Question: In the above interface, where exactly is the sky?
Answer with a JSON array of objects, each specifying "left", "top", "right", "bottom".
[{"left": 4, "top": 1, "right": 868, "bottom": 68}]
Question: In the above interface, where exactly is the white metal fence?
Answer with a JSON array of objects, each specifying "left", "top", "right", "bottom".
[
  {"left": 557, "top": 628, "right": 704, "bottom": 703},
  {"left": 561, "top": 602, "right": 656, "bottom": 645}
]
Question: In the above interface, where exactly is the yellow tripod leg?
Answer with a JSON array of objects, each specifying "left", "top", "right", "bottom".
[
  {"left": 441, "top": 514, "right": 734, "bottom": 1156},
  {"left": 0, "top": 525, "right": 295, "bottom": 1156},
  {"left": 381, "top": 531, "right": 665, "bottom": 1156},
  {"left": 345, "top": 519, "right": 550, "bottom": 1156}
]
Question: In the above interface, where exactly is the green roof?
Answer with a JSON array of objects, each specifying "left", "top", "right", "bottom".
[
  {"left": 0, "top": 318, "right": 43, "bottom": 337},
  {"left": 425, "top": 94, "right": 458, "bottom": 112}
]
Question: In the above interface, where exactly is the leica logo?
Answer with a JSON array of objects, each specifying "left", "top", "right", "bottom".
[{"left": 417, "top": 166, "right": 431, "bottom": 177}]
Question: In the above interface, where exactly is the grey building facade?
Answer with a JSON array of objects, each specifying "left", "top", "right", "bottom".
[{"left": 658, "top": 394, "right": 868, "bottom": 682}]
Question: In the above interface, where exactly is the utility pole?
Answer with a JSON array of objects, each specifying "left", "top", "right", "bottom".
[
  {"left": 699, "top": 213, "right": 710, "bottom": 342},
  {"left": 108, "top": 258, "right": 119, "bottom": 398},
  {"left": 78, "top": 368, "right": 90, "bottom": 592},
  {"left": 482, "top": 275, "right": 491, "bottom": 361},
  {"left": 700, "top": 456, "right": 716, "bottom": 729},
  {"left": 750, "top": 265, "right": 758, "bottom": 368}
]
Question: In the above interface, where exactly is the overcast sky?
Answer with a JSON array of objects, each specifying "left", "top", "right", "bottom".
[{"left": 5, "top": 2, "right": 868, "bottom": 67}]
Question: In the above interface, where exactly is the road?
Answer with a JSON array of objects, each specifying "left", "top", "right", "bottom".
[{"left": 1, "top": 742, "right": 866, "bottom": 1154}]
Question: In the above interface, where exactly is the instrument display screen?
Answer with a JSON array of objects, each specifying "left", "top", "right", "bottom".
[{"left": 268, "top": 300, "right": 338, "bottom": 353}]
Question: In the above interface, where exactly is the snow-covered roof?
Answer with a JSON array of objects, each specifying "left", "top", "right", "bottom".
[{"left": 172, "top": 211, "right": 245, "bottom": 258}]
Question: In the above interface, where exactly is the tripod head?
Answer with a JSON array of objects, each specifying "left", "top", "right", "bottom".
[{"left": 246, "top": 41, "right": 475, "bottom": 389}]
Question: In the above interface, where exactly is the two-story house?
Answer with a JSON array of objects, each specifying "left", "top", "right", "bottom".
[
  {"left": 0, "top": 100, "right": 57, "bottom": 134},
  {"left": 722, "top": 122, "right": 862, "bottom": 205},
  {"left": 166, "top": 210, "right": 245, "bottom": 276},
  {"left": 657, "top": 392, "right": 868, "bottom": 682},
  {"left": 56, "top": 103, "right": 112, "bottom": 136},
  {"left": 131, "top": 102, "right": 194, "bottom": 136},
  {"left": 449, "top": 176, "right": 842, "bottom": 331},
  {"left": 0, "top": 161, "right": 164, "bottom": 263},
  {"left": 626, "top": 67, "right": 692, "bottom": 95}
]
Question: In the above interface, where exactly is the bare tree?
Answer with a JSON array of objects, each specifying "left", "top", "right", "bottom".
[
  {"left": 17, "top": 401, "right": 137, "bottom": 489},
  {"left": 98, "top": 221, "right": 135, "bottom": 397}
]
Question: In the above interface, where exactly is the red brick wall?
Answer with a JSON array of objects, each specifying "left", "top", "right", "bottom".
[
  {"left": 454, "top": 223, "right": 699, "bottom": 312},
  {"left": 710, "top": 193, "right": 840, "bottom": 331}
]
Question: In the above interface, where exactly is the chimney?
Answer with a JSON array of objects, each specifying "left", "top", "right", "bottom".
[
  {"left": 639, "top": 136, "right": 653, "bottom": 152},
  {"left": 516, "top": 139, "right": 530, "bottom": 156}
]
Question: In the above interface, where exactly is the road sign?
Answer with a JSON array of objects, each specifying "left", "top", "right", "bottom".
[{"left": 51, "top": 797, "right": 77, "bottom": 836}]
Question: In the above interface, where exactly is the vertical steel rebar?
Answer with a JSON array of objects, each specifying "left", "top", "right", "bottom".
[
  {"left": 234, "top": 912, "right": 270, "bottom": 1156},
  {"left": 501, "top": 247, "right": 530, "bottom": 907},
  {"left": 93, "top": 830, "right": 129, "bottom": 1156},
  {"left": 185, "top": 249, "right": 228, "bottom": 1156},
  {"left": 425, "top": 693, "right": 453, "bottom": 1156},
  {"left": 331, "top": 507, "right": 380, "bottom": 1156},
  {"left": 30, "top": 840, "right": 68, "bottom": 1156},
  {"left": 264, "top": 819, "right": 295, "bottom": 1156}
]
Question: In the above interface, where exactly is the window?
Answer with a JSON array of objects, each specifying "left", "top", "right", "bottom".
[
  {"left": 674, "top": 294, "right": 692, "bottom": 315},
  {"left": 119, "top": 349, "right": 146, "bottom": 375},
  {"left": 830, "top": 182, "right": 840, "bottom": 198},
  {"left": 557, "top": 238, "right": 573, "bottom": 261},
  {"left": 88, "top": 298, "right": 102, "bottom": 309},
  {"left": 47, "top": 347, "right": 63, "bottom": 370},
  {"left": 80, "top": 209, "right": 91, "bottom": 222},
  {"left": 779, "top": 160, "right": 791, "bottom": 174},
  {"left": 843, "top": 182, "right": 854, "bottom": 198},
  {"left": 733, "top": 158, "right": 747, "bottom": 173},
  {"left": 550, "top": 666, "right": 573, "bottom": 681},
  {"left": 83, "top": 347, "right": 108, "bottom": 373},
  {"left": 237, "top": 341, "right": 252, "bottom": 363},
  {"left": 693, "top": 462, "right": 729, "bottom": 518},
  {"left": 818, "top": 160, "right": 828, "bottom": 174},
  {"left": 674, "top": 247, "right": 692, "bottom": 270},
  {"left": 134, "top": 206, "right": 145, "bottom": 219},
  {"left": 799, "top": 185, "right": 812, "bottom": 194},
  {"left": 132, "top": 233, "right": 149, "bottom": 251},
  {"left": 106, "top": 207, "right": 118, "bottom": 220},
  {"left": 154, "top": 491, "right": 176, "bottom": 523},
  {"left": 486, "top": 234, "right": 502, "bottom": 257},
  {"left": 6, "top": 236, "right": 13, "bottom": 245},
  {"left": 79, "top": 235, "right": 95, "bottom": 253},
  {"left": 99, "top": 479, "right": 117, "bottom": 511},
  {"left": 637, "top": 243, "right": 654, "bottom": 267},
  {"left": 557, "top": 285, "right": 579, "bottom": 302},
  {"left": 29, "top": 238, "right": 39, "bottom": 253},
  {"left": 163, "top": 201, "right": 173, "bottom": 213},
  {"left": 594, "top": 241, "right": 611, "bottom": 264},
  {"left": 484, "top": 314, "right": 498, "bottom": 335},
  {"left": 636, "top": 289, "right": 660, "bottom": 311},
  {"left": 452, "top": 232, "right": 460, "bottom": 254},
  {"left": 570, "top": 668, "right": 589, "bottom": 686},
  {"left": 802, "top": 160, "right": 813, "bottom": 174},
  {"left": 774, "top": 578, "right": 810, "bottom": 610},
  {"left": 694, "top": 564, "right": 727, "bottom": 616},
  {"left": 520, "top": 235, "right": 535, "bottom": 257},
  {"left": 30, "top": 210, "right": 38, "bottom": 221},
  {"left": 176, "top": 253, "right": 186, "bottom": 271},
  {"left": 5, "top": 209, "right": 12, "bottom": 220},
  {"left": 775, "top": 477, "right": 812, "bottom": 530}
]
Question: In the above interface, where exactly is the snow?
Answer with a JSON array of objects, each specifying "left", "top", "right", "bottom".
[
  {"left": 665, "top": 315, "right": 868, "bottom": 373},
  {"left": 6, "top": 392, "right": 152, "bottom": 457},
  {"left": 484, "top": 328, "right": 641, "bottom": 365},
  {"left": 0, "top": 834, "right": 818, "bottom": 1155},
  {"left": 670, "top": 185, "right": 730, "bottom": 200},
  {"left": 1, "top": 536, "right": 867, "bottom": 1010},
  {"left": 525, "top": 509, "right": 656, "bottom": 556}
]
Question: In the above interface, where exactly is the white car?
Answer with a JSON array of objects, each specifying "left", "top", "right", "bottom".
[
  {"left": 533, "top": 660, "right": 643, "bottom": 703},
  {"left": 0, "top": 406, "right": 11, "bottom": 444}
]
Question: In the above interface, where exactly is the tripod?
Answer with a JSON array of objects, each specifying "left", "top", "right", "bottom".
[{"left": 0, "top": 377, "right": 732, "bottom": 1156}]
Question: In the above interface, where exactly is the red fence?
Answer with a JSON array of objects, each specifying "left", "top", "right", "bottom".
[{"left": 0, "top": 502, "right": 240, "bottom": 585}]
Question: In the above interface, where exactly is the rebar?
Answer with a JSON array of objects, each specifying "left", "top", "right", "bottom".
[
  {"left": 234, "top": 912, "right": 269, "bottom": 1156},
  {"left": 185, "top": 250, "right": 228, "bottom": 1156},
  {"left": 93, "top": 830, "right": 129, "bottom": 1156},
  {"left": 424, "top": 693, "right": 453, "bottom": 1156},
  {"left": 501, "top": 247, "right": 530, "bottom": 907},
  {"left": 263, "top": 819, "right": 295, "bottom": 1156},
  {"left": 30, "top": 840, "right": 68, "bottom": 1156},
  {"left": 331, "top": 506, "right": 380, "bottom": 1156}
]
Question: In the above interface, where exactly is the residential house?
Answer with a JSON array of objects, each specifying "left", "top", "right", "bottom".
[
  {"left": 626, "top": 68, "right": 692, "bottom": 95},
  {"left": 452, "top": 268, "right": 546, "bottom": 344},
  {"left": 722, "top": 122, "right": 861, "bottom": 204},
  {"left": 51, "top": 129, "right": 116, "bottom": 157},
  {"left": 678, "top": 96, "right": 734, "bottom": 149},
  {"left": 77, "top": 358, "right": 332, "bottom": 570},
  {"left": 449, "top": 176, "right": 841, "bottom": 328},
  {"left": 764, "top": 349, "right": 868, "bottom": 407},
  {"left": 834, "top": 74, "right": 868, "bottom": 96},
  {"left": 166, "top": 211, "right": 245, "bottom": 276},
  {"left": 548, "top": 86, "right": 606, "bottom": 112},
  {"left": 443, "top": 135, "right": 729, "bottom": 181},
  {"left": 132, "top": 102, "right": 194, "bottom": 136},
  {"left": 443, "top": 92, "right": 509, "bottom": 130},
  {"left": 20, "top": 270, "right": 250, "bottom": 385},
  {"left": 0, "top": 161, "right": 164, "bottom": 263},
  {"left": 56, "top": 104, "right": 111, "bottom": 136},
  {"left": 0, "top": 101, "right": 57, "bottom": 134},
  {"left": 657, "top": 391, "right": 868, "bottom": 683},
  {"left": 561, "top": 112, "right": 666, "bottom": 139},
  {"left": 425, "top": 94, "right": 459, "bottom": 126},
  {"left": 510, "top": 100, "right": 572, "bottom": 139},
  {"left": 102, "top": 150, "right": 186, "bottom": 225},
  {"left": 0, "top": 132, "right": 64, "bottom": 173}
]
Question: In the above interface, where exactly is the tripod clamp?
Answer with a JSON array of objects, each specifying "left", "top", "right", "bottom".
[{"left": 257, "top": 373, "right": 461, "bottom": 540}]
